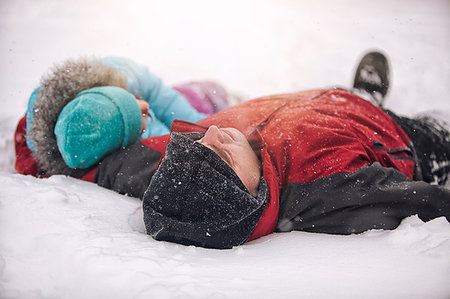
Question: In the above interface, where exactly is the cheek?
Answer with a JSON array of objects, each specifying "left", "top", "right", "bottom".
[
  {"left": 137, "top": 99, "right": 149, "bottom": 114},
  {"left": 233, "top": 151, "right": 260, "bottom": 190},
  {"left": 141, "top": 116, "right": 146, "bottom": 132},
  {"left": 141, "top": 105, "right": 149, "bottom": 116},
  {"left": 136, "top": 100, "right": 149, "bottom": 133}
]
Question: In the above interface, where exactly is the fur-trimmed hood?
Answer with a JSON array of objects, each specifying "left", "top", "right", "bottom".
[{"left": 27, "top": 57, "right": 128, "bottom": 176}]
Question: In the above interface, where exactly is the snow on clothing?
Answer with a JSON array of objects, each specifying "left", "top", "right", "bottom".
[
  {"left": 143, "top": 132, "right": 269, "bottom": 249},
  {"left": 23, "top": 56, "right": 228, "bottom": 176},
  {"left": 146, "top": 88, "right": 450, "bottom": 245},
  {"left": 15, "top": 89, "right": 450, "bottom": 246}
]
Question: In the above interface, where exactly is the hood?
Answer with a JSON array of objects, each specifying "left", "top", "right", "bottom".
[{"left": 27, "top": 57, "right": 128, "bottom": 176}]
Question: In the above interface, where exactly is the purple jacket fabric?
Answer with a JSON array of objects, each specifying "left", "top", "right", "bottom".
[{"left": 174, "top": 81, "right": 229, "bottom": 115}]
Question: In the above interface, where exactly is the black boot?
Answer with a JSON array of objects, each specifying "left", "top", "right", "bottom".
[{"left": 353, "top": 51, "right": 390, "bottom": 107}]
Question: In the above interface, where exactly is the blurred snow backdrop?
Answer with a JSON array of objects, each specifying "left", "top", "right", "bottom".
[{"left": 1, "top": 0, "right": 450, "bottom": 298}]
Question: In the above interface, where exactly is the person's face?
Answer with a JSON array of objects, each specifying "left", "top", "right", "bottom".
[
  {"left": 134, "top": 97, "right": 149, "bottom": 133},
  {"left": 197, "top": 126, "right": 261, "bottom": 195}
]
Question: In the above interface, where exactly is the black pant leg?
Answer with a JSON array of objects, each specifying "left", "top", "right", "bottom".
[{"left": 385, "top": 110, "right": 450, "bottom": 186}]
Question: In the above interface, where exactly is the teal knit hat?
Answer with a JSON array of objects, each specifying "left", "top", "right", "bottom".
[{"left": 54, "top": 86, "right": 142, "bottom": 168}]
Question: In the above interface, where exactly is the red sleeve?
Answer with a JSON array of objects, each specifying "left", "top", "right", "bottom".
[
  {"left": 140, "top": 134, "right": 170, "bottom": 154},
  {"left": 14, "top": 116, "right": 42, "bottom": 176},
  {"left": 80, "top": 167, "right": 97, "bottom": 183}
]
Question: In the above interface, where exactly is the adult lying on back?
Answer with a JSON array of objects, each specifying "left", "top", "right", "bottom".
[{"left": 142, "top": 51, "right": 450, "bottom": 248}]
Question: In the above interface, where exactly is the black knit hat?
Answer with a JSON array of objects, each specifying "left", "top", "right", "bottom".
[{"left": 142, "top": 132, "right": 268, "bottom": 249}]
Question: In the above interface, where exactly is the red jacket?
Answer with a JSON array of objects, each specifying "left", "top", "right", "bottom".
[
  {"left": 15, "top": 89, "right": 449, "bottom": 241},
  {"left": 167, "top": 88, "right": 418, "bottom": 239}
]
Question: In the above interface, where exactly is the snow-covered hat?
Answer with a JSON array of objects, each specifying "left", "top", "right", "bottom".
[{"left": 142, "top": 132, "right": 268, "bottom": 249}]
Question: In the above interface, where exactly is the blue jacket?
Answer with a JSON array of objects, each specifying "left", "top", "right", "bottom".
[{"left": 100, "top": 57, "right": 206, "bottom": 137}]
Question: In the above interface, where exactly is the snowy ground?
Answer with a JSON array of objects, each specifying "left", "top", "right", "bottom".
[{"left": 1, "top": 0, "right": 449, "bottom": 298}]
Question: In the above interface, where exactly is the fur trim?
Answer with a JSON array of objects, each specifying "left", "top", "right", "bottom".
[{"left": 28, "top": 57, "right": 128, "bottom": 176}]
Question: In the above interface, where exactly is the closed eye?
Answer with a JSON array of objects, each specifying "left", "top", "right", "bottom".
[{"left": 207, "top": 144, "right": 234, "bottom": 168}]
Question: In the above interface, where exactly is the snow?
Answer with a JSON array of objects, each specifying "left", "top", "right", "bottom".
[
  {"left": 1, "top": 0, "right": 450, "bottom": 298},
  {"left": 1, "top": 173, "right": 450, "bottom": 299}
]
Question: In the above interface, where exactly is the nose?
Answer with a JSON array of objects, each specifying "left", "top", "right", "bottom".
[{"left": 202, "top": 125, "right": 224, "bottom": 145}]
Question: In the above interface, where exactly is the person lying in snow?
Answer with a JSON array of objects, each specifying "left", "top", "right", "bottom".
[
  {"left": 14, "top": 51, "right": 450, "bottom": 249},
  {"left": 142, "top": 51, "right": 450, "bottom": 248},
  {"left": 15, "top": 56, "right": 231, "bottom": 177}
]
